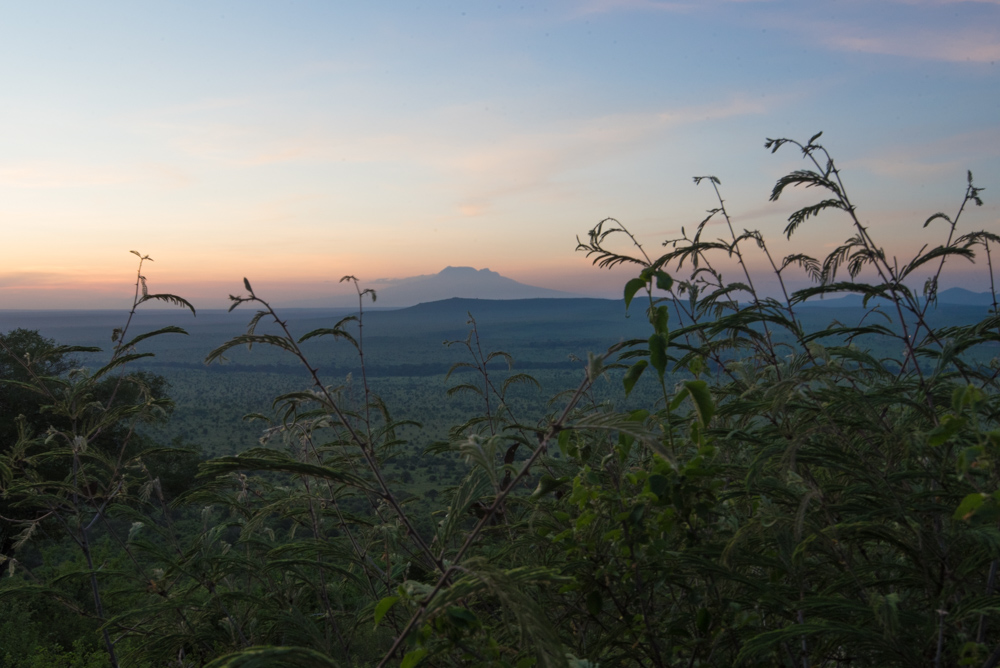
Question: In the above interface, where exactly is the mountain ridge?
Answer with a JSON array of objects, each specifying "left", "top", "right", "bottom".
[
  {"left": 798, "top": 287, "right": 995, "bottom": 308},
  {"left": 349, "top": 266, "right": 587, "bottom": 306}
]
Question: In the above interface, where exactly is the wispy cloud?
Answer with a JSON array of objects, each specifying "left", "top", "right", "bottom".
[
  {"left": 141, "top": 97, "right": 253, "bottom": 117},
  {"left": 134, "top": 91, "right": 777, "bottom": 217},
  {"left": 849, "top": 127, "right": 1000, "bottom": 178},
  {"left": 142, "top": 163, "right": 196, "bottom": 188},
  {"left": 574, "top": 0, "right": 699, "bottom": 14},
  {"left": 0, "top": 270, "right": 123, "bottom": 289},
  {"left": 0, "top": 271, "right": 64, "bottom": 288},
  {"left": 582, "top": 0, "right": 1000, "bottom": 64},
  {"left": 139, "top": 118, "right": 382, "bottom": 168},
  {"left": 854, "top": 156, "right": 961, "bottom": 179},
  {"left": 0, "top": 163, "right": 139, "bottom": 189},
  {"left": 440, "top": 93, "right": 776, "bottom": 214},
  {"left": 893, "top": 0, "right": 1000, "bottom": 6},
  {"left": 458, "top": 204, "right": 486, "bottom": 217},
  {"left": 574, "top": 0, "right": 770, "bottom": 14},
  {"left": 822, "top": 28, "right": 1000, "bottom": 63},
  {"left": 754, "top": 2, "right": 1000, "bottom": 64},
  {"left": 0, "top": 160, "right": 198, "bottom": 191}
]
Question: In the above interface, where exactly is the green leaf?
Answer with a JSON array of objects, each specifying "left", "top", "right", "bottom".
[
  {"left": 198, "top": 449, "right": 373, "bottom": 491},
  {"left": 298, "top": 327, "right": 358, "bottom": 348},
  {"left": 121, "top": 325, "right": 189, "bottom": 349},
  {"left": 955, "top": 493, "right": 987, "bottom": 521},
  {"left": 445, "top": 606, "right": 478, "bottom": 629},
  {"left": 650, "top": 304, "right": 669, "bottom": 334},
  {"left": 556, "top": 429, "right": 573, "bottom": 455},
  {"left": 502, "top": 372, "right": 541, "bottom": 395},
  {"left": 669, "top": 386, "right": 688, "bottom": 411},
  {"left": 624, "top": 277, "right": 647, "bottom": 311},
  {"left": 682, "top": 380, "right": 715, "bottom": 427},
  {"left": 696, "top": 607, "right": 712, "bottom": 635},
  {"left": 654, "top": 271, "right": 673, "bottom": 291},
  {"left": 928, "top": 415, "right": 963, "bottom": 446},
  {"left": 647, "top": 474, "right": 668, "bottom": 500},
  {"left": 628, "top": 504, "right": 645, "bottom": 525},
  {"left": 622, "top": 360, "right": 648, "bottom": 397},
  {"left": 400, "top": 648, "right": 428, "bottom": 668},
  {"left": 137, "top": 293, "right": 197, "bottom": 316},
  {"left": 486, "top": 350, "right": 515, "bottom": 369},
  {"left": 446, "top": 383, "right": 484, "bottom": 398},
  {"left": 374, "top": 596, "right": 398, "bottom": 627},
  {"left": 93, "top": 352, "right": 156, "bottom": 379},
  {"left": 585, "top": 590, "right": 603, "bottom": 616},
  {"left": 587, "top": 352, "right": 605, "bottom": 381},
  {"left": 532, "top": 475, "right": 570, "bottom": 498},
  {"left": 203, "top": 646, "right": 339, "bottom": 668},
  {"left": 205, "top": 334, "right": 298, "bottom": 365},
  {"left": 648, "top": 333, "right": 668, "bottom": 380},
  {"left": 952, "top": 384, "right": 983, "bottom": 411}
]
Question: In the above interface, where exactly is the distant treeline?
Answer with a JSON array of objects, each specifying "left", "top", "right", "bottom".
[{"left": 134, "top": 359, "right": 583, "bottom": 377}]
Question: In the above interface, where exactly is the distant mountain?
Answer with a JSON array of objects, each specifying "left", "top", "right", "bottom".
[
  {"left": 935, "top": 287, "right": 996, "bottom": 306},
  {"left": 362, "top": 266, "right": 586, "bottom": 306},
  {"left": 799, "top": 287, "right": 996, "bottom": 308}
]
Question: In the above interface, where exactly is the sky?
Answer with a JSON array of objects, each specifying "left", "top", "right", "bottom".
[{"left": 1, "top": 0, "right": 998, "bottom": 309}]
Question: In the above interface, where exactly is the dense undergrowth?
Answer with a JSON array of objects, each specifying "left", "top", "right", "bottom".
[{"left": 2, "top": 134, "right": 999, "bottom": 667}]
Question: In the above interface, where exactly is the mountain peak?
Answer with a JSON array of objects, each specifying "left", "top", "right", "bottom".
[
  {"left": 360, "top": 266, "right": 585, "bottom": 306},
  {"left": 439, "top": 266, "right": 498, "bottom": 276}
]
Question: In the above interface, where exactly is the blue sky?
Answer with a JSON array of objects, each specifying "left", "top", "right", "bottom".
[{"left": 1, "top": 0, "right": 997, "bottom": 308}]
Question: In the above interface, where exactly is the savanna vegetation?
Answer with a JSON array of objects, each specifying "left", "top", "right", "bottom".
[{"left": 1, "top": 134, "right": 999, "bottom": 667}]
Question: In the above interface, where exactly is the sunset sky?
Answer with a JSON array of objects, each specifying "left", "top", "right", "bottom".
[{"left": 1, "top": 1, "right": 998, "bottom": 309}]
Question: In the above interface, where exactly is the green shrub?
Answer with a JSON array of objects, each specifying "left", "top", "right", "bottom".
[{"left": 2, "top": 136, "right": 998, "bottom": 667}]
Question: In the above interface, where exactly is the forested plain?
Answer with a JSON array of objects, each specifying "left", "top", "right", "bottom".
[{"left": 2, "top": 136, "right": 1000, "bottom": 667}]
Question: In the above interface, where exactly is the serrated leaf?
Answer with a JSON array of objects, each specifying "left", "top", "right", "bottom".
[
  {"left": 198, "top": 450, "right": 373, "bottom": 491},
  {"left": 205, "top": 334, "right": 298, "bottom": 365},
  {"left": 121, "top": 326, "right": 189, "bottom": 349},
  {"left": 137, "top": 293, "right": 197, "bottom": 316},
  {"left": 93, "top": 353, "right": 156, "bottom": 379},
  {"left": 502, "top": 372, "right": 540, "bottom": 394},
  {"left": 446, "top": 383, "right": 483, "bottom": 398},
  {"left": 298, "top": 327, "right": 358, "bottom": 348},
  {"left": 923, "top": 212, "right": 952, "bottom": 228},
  {"left": 486, "top": 350, "right": 514, "bottom": 369}
]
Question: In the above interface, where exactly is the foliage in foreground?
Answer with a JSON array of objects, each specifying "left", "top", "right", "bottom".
[{"left": 2, "top": 135, "right": 999, "bottom": 667}]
